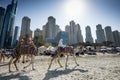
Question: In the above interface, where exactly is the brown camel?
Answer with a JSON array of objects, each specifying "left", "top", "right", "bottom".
[
  {"left": 8, "top": 44, "right": 37, "bottom": 72},
  {"left": 48, "top": 46, "right": 79, "bottom": 70}
]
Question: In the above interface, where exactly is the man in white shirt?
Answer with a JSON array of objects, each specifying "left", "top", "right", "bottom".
[{"left": 58, "top": 39, "right": 66, "bottom": 48}]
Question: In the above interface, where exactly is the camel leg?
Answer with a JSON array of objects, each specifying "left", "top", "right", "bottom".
[
  {"left": 26, "top": 55, "right": 29, "bottom": 62},
  {"left": 2, "top": 55, "right": 5, "bottom": 62},
  {"left": 22, "top": 55, "right": 25, "bottom": 63},
  {"left": 9, "top": 57, "right": 14, "bottom": 72},
  {"left": 24, "top": 55, "right": 35, "bottom": 70},
  {"left": 31, "top": 55, "right": 35, "bottom": 70},
  {"left": 48, "top": 57, "right": 55, "bottom": 70},
  {"left": 13, "top": 56, "right": 20, "bottom": 71},
  {"left": 0, "top": 54, "right": 5, "bottom": 63},
  {"left": 65, "top": 55, "right": 69, "bottom": 68},
  {"left": 57, "top": 56, "right": 63, "bottom": 68},
  {"left": 73, "top": 54, "right": 79, "bottom": 66},
  {"left": 0, "top": 54, "right": 2, "bottom": 62}
]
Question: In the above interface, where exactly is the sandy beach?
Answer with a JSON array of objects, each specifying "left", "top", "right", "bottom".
[{"left": 0, "top": 53, "right": 120, "bottom": 80}]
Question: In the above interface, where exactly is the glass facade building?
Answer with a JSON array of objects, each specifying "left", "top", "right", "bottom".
[
  {"left": 12, "top": 26, "right": 19, "bottom": 48},
  {"left": 0, "top": 7, "right": 5, "bottom": 39},
  {"left": 0, "top": 0, "right": 18, "bottom": 48},
  {"left": 55, "top": 31, "right": 68, "bottom": 45},
  {"left": 85, "top": 26, "right": 94, "bottom": 43},
  {"left": 96, "top": 24, "right": 105, "bottom": 43}
]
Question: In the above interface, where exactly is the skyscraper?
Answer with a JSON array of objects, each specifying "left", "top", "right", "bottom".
[
  {"left": 12, "top": 26, "right": 19, "bottom": 47},
  {"left": 65, "top": 21, "right": 77, "bottom": 45},
  {"left": 96, "top": 24, "right": 105, "bottom": 43},
  {"left": 70, "top": 21, "right": 77, "bottom": 44},
  {"left": 34, "top": 28, "right": 43, "bottom": 45},
  {"left": 42, "top": 25, "right": 47, "bottom": 41},
  {"left": 119, "top": 32, "right": 120, "bottom": 38},
  {"left": 104, "top": 26, "right": 114, "bottom": 43},
  {"left": 76, "top": 24, "right": 83, "bottom": 43},
  {"left": 65, "top": 25, "right": 71, "bottom": 44},
  {"left": 113, "top": 30, "right": 120, "bottom": 47},
  {"left": 0, "top": 0, "right": 18, "bottom": 48},
  {"left": 20, "top": 16, "right": 32, "bottom": 38},
  {"left": 65, "top": 21, "right": 83, "bottom": 45},
  {"left": 85, "top": 26, "right": 94, "bottom": 43},
  {"left": 0, "top": 7, "right": 5, "bottom": 39},
  {"left": 55, "top": 25, "right": 61, "bottom": 37},
  {"left": 34, "top": 28, "right": 42, "bottom": 38},
  {"left": 66, "top": 21, "right": 72, "bottom": 45},
  {"left": 42, "top": 16, "right": 60, "bottom": 42}
]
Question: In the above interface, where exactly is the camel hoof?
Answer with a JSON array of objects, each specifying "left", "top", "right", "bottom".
[
  {"left": 21, "top": 70, "right": 26, "bottom": 72},
  {"left": 65, "top": 67, "right": 67, "bottom": 69},
  {"left": 32, "top": 68, "right": 35, "bottom": 70},
  {"left": 47, "top": 68, "right": 49, "bottom": 70},
  {"left": 9, "top": 70, "right": 12, "bottom": 73},
  {"left": 18, "top": 60, "right": 20, "bottom": 63},
  {"left": 23, "top": 67, "right": 26, "bottom": 69},
  {"left": 22, "top": 61, "right": 25, "bottom": 63},
  {"left": 60, "top": 66, "right": 63, "bottom": 68},
  {"left": 65, "top": 65, "right": 68, "bottom": 68},
  {"left": 47, "top": 67, "right": 50, "bottom": 71},
  {"left": 48, "top": 67, "right": 50, "bottom": 70},
  {"left": 47, "top": 69, "right": 50, "bottom": 71},
  {"left": 26, "top": 60, "right": 30, "bottom": 62},
  {"left": 77, "top": 64, "right": 79, "bottom": 66}
]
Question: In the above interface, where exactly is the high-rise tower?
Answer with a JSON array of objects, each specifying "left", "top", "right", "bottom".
[
  {"left": 0, "top": 7, "right": 5, "bottom": 38},
  {"left": 65, "top": 21, "right": 76, "bottom": 45},
  {"left": 65, "top": 21, "right": 83, "bottom": 45},
  {"left": 20, "top": 16, "right": 32, "bottom": 38},
  {"left": 85, "top": 26, "right": 94, "bottom": 43},
  {"left": 12, "top": 26, "right": 19, "bottom": 47},
  {"left": 42, "top": 16, "right": 60, "bottom": 42},
  {"left": 104, "top": 26, "right": 114, "bottom": 43},
  {"left": 96, "top": 24, "right": 105, "bottom": 43},
  {"left": 113, "top": 30, "right": 120, "bottom": 47},
  {"left": 0, "top": 0, "right": 18, "bottom": 48},
  {"left": 76, "top": 24, "right": 83, "bottom": 43}
]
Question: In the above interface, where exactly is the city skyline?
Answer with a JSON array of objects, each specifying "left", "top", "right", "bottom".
[{"left": 0, "top": 0, "right": 120, "bottom": 41}]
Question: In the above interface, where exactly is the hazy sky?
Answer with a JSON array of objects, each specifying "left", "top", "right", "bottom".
[{"left": 0, "top": 0, "right": 120, "bottom": 41}]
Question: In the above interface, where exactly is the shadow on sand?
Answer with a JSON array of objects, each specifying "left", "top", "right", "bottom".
[
  {"left": 43, "top": 66, "right": 88, "bottom": 80},
  {"left": 0, "top": 63, "right": 9, "bottom": 67},
  {"left": 0, "top": 73, "right": 30, "bottom": 80}
]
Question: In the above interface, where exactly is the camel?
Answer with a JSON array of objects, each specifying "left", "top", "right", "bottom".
[
  {"left": 8, "top": 44, "right": 37, "bottom": 72},
  {"left": 48, "top": 46, "right": 79, "bottom": 70}
]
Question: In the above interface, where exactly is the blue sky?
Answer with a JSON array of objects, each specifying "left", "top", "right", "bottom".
[{"left": 0, "top": 0, "right": 120, "bottom": 41}]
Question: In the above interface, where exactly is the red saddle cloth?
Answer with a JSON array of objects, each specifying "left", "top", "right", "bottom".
[{"left": 57, "top": 47, "right": 73, "bottom": 53}]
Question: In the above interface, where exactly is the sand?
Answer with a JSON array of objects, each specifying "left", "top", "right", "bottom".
[{"left": 0, "top": 53, "right": 120, "bottom": 80}]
